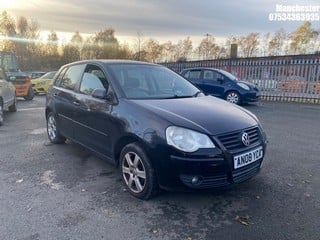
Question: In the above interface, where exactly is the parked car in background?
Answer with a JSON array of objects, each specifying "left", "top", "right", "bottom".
[
  {"left": 29, "top": 71, "right": 46, "bottom": 79},
  {"left": 32, "top": 71, "right": 56, "bottom": 94},
  {"left": 0, "top": 68, "right": 17, "bottom": 126},
  {"left": 180, "top": 68, "right": 260, "bottom": 105},
  {"left": 46, "top": 60, "right": 267, "bottom": 200},
  {"left": 0, "top": 51, "right": 34, "bottom": 100}
]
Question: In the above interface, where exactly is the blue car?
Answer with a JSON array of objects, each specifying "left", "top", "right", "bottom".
[{"left": 180, "top": 68, "right": 260, "bottom": 105}]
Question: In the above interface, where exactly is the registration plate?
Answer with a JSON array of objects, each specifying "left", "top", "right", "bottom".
[{"left": 234, "top": 146, "right": 263, "bottom": 169}]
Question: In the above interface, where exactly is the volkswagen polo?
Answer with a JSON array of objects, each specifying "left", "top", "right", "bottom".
[{"left": 46, "top": 60, "right": 267, "bottom": 199}]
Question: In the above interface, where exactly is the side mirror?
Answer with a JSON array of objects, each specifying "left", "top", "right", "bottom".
[
  {"left": 92, "top": 88, "right": 115, "bottom": 103},
  {"left": 92, "top": 88, "right": 107, "bottom": 99}
]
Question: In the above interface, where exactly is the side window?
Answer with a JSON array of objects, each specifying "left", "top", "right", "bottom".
[
  {"left": 185, "top": 70, "right": 201, "bottom": 80},
  {"left": 60, "top": 64, "right": 85, "bottom": 90},
  {"left": 203, "top": 70, "right": 218, "bottom": 82},
  {"left": 217, "top": 72, "right": 225, "bottom": 82},
  {"left": 54, "top": 67, "right": 68, "bottom": 86},
  {"left": 80, "top": 65, "right": 109, "bottom": 95}
]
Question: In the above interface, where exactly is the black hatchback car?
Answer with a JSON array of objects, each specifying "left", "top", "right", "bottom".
[
  {"left": 46, "top": 60, "right": 267, "bottom": 199},
  {"left": 180, "top": 68, "right": 260, "bottom": 105}
]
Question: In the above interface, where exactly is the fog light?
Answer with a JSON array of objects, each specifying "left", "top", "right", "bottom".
[{"left": 191, "top": 176, "right": 202, "bottom": 185}]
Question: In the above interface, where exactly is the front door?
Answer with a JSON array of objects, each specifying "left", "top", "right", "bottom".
[{"left": 73, "top": 64, "right": 115, "bottom": 160}]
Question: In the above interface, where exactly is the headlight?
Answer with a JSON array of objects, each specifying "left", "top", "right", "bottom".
[
  {"left": 237, "top": 82, "right": 250, "bottom": 90},
  {"left": 166, "top": 126, "right": 215, "bottom": 152}
]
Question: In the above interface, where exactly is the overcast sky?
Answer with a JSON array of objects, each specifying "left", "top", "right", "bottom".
[{"left": 2, "top": 0, "right": 320, "bottom": 44}]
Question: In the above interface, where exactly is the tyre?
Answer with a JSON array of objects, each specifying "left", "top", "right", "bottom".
[
  {"left": 0, "top": 101, "right": 4, "bottom": 126},
  {"left": 225, "top": 91, "right": 240, "bottom": 104},
  {"left": 8, "top": 95, "right": 17, "bottom": 112},
  {"left": 47, "top": 112, "right": 66, "bottom": 144},
  {"left": 24, "top": 87, "right": 34, "bottom": 100},
  {"left": 120, "top": 143, "right": 159, "bottom": 200}
]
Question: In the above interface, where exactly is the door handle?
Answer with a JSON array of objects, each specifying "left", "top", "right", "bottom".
[{"left": 73, "top": 101, "right": 80, "bottom": 106}]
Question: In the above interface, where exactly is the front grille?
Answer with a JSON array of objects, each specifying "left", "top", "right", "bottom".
[
  {"left": 217, "top": 127, "right": 261, "bottom": 151},
  {"left": 232, "top": 159, "right": 261, "bottom": 183}
]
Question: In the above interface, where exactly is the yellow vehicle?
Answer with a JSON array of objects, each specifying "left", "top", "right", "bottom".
[{"left": 31, "top": 71, "right": 56, "bottom": 94}]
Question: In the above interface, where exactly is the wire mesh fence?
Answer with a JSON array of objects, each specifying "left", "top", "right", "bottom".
[{"left": 162, "top": 54, "right": 320, "bottom": 104}]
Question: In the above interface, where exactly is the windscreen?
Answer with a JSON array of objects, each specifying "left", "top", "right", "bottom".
[
  {"left": 0, "top": 53, "right": 19, "bottom": 72},
  {"left": 108, "top": 64, "right": 201, "bottom": 99}
]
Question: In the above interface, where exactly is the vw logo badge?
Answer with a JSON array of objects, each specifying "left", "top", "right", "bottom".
[{"left": 242, "top": 132, "right": 250, "bottom": 146}]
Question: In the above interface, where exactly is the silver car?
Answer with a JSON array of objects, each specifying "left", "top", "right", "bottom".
[{"left": 0, "top": 68, "right": 17, "bottom": 126}]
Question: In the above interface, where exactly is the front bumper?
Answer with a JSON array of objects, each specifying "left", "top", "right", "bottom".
[
  {"left": 153, "top": 126, "right": 267, "bottom": 191},
  {"left": 241, "top": 91, "right": 260, "bottom": 103}
]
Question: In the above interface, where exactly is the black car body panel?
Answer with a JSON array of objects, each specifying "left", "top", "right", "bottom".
[{"left": 46, "top": 60, "right": 267, "bottom": 193}]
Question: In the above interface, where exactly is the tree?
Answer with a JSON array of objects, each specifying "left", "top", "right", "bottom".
[
  {"left": 179, "top": 37, "right": 193, "bottom": 60},
  {"left": 133, "top": 31, "right": 144, "bottom": 60},
  {"left": 61, "top": 44, "right": 80, "bottom": 65},
  {"left": 289, "top": 21, "right": 317, "bottom": 54},
  {"left": 70, "top": 31, "right": 83, "bottom": 60},
  {"left": 160, "top": 41, "right": 175, "bottom": 62},
  {"left": 268, "top": 28, "right": 287, "bottom": 56},
  {"left": 196, "top": 34, "right": 220, "bottom": 60},
  {"left": 142, "top": 38, "right": 162, "bottom": 62},
  {"left": 71, "top": 31, "right": 83, "bottom": 44},
  {"left": 240, "top": 33, "right": 260, "bottom": 57},
  {"left": 0, "top": 11, "right": 16, "bottom": 51},
  {"left": 92, "top": 28, "right": 119, "bottom": 59}
]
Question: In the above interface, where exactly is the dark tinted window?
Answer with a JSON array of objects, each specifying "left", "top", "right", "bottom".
[
  {"left": 60, "top": 64, "right": 85, "bottom": 90},
  {"left": 203, "top": 70, "right": 218, "bottom": 82},
  {"left": 0, "top": 53, "right": 18, "bottom": 72},
  {"left": 54, "top": 67, "right": 68, "bottom": 86},
  {"left": 184, "top": 70, "right": 201, "bottom": 80}
]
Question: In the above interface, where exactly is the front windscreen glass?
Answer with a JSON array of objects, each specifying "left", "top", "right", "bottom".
[
  {"left": 217, "top": 69, "right": 239, "bottom": 81},
  {"left": 108, "top": 64, "right": 201, "bottom": 99},
  {"left": 0, "top": 53, "right": 18, "bottom": 72}
]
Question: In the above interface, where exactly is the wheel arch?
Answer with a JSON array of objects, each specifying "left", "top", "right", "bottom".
[
  {"left": 113, "top": 134, "right": 150, "bottom": 168},
  {"left": 224, "top": 90, "right": 241, "bottom": 103}
]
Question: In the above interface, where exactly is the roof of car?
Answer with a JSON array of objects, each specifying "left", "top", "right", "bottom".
[{"left": 62, "top": 59, "right": 158, "bottom": 68}]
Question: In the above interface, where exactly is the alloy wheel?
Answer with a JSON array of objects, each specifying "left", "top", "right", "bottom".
[
  {"left": 122, "top": 152, "right": 147, "bottom": 193},
  {"left": 226, "top": 92, "right": 240, "bottom": 104},
  {"left": 47, "top": 114, "right": 57, "bottom": 141}
]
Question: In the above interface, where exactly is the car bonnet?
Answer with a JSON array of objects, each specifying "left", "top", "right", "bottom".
[{"left": 132, "top": 96, "right": 258, "bottom": 136}]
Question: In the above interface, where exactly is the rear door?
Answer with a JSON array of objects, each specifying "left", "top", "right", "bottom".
[
  {"left": 182, "top": 69, "right": 204, "bottom": 88},
  {"left": 51, "top": 64, "right": 86, "bottom": 139},
  {"left": 202, "top": 69, "right": 225, "bottom": 97}
]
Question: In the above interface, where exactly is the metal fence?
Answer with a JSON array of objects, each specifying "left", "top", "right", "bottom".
[{"left": 162, "top": 54, "right": 320, "bottom": 104}]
